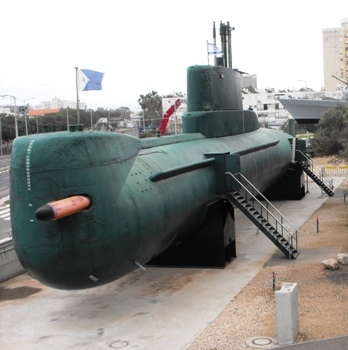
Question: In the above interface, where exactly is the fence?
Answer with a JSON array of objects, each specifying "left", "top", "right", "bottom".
[{"left": 323, "top": 166, "right": 348, "bottom": 176}]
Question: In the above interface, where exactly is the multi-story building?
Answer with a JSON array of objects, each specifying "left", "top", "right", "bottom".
[
  {"left": 38, "top": 97, "right": 87, "bottom": 110},
  {"left": 323, "top": 18, "right": 348, "bottom": 91}
]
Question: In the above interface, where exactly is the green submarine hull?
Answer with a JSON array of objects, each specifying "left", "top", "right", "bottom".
[{"left": 10, "top": 65, "right": 295, "bottom": 289}]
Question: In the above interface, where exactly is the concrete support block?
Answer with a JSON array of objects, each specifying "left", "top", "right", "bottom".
[
  {"left": 0, "top": 238, "right": 25, "bottom": 282},
  {"left": 275, "top": 282, "right": 299, "bottom": 346}
]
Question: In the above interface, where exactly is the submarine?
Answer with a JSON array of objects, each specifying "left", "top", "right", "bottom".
[{"left": 10, "top": 22, "right": 306, "bottom": 290}]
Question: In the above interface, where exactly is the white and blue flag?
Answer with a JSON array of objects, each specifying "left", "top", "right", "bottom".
[
  {"left": 207, "top": 43, "right": 223, "bottom": 56},
  {"left": 79, "top": 69, "right": 104, "bottom": 91}
]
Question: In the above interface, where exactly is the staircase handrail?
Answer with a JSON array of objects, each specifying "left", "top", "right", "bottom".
[
  {"left": 279, "top": 118, "right": 289, "bottom": 132},
  {"left": 239, "top": 173, "right": 298, "bottom": 233},
  {"left": 296, "top": 150, "right": 334, "bottom": 190},
  {"left": 225, "top": 171, "right": 298, "bottom": 248}
]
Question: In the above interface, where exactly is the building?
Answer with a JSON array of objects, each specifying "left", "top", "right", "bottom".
[
  {"left": 38, "top": 97, "right": 87, "bottom": 110},
  {"left": 323, "top": 18, "right": 348, "bottom": 91},
  {"left": 27, "top": 109, "right": 60, "bottom": 117},
  {"left": 0, "top": 97, "right": 87, "bottom": 116},
  {"left": 0, "top": 106, "right": 12, "bottom": 114},
  {"left": 242, "top": 90, "right": 290, "bottom": 128}
]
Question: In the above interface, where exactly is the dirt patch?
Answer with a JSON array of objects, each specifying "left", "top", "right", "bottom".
[{"left": 188, "top": 176, "right": 348, "bottom": 349}]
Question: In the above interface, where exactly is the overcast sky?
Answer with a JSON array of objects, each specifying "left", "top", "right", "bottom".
[{"left": 0, "top": 0, "right": 346, "bottom": 110}]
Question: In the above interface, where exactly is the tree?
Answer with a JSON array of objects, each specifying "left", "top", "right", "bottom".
[
  {"left": 0, "top": 115, "right": 16, "bottom": 144},
  {"left": 30, "top": 108, "right": 123, "bottom": 133},
  {"left": 0, "top": 107, "right": 133, "bottom": 146},
  {"left": 312, "top": 104, "right": 348, "bottom": 159},
  {"left": 162, "top": 92, "right": 185, "bottom": 98},
  {"left": 118, "top": 107, "right": 130, "bottom": 119},
  {"left": 138, "top": 91, "right": 163, "bottom": 128}
]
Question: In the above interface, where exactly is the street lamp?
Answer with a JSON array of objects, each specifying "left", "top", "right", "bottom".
[
  {"left": 0, "top": 115, "right": 8, "bottom": 157},
  {"left": 18, "top": 97, "right": 35, "bottom": 135},
  {"left": 169, "top": 99, "right": 178, "bottom": 135},
  {"left": 0, "top": 95, "right": 18, "bottom": 138}
]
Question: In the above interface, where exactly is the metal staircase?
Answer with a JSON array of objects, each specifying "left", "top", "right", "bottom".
[
  {"left": 225, "top": 172, "right": 299, "bottom": 259},
  {"left": 296, "top": 150, "right": 334, "bottom": 197}
]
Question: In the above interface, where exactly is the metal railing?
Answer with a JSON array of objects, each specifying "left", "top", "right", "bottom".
[
  {"left": 323, "top": 165, "right": 348, "bottom": 176},
  {"left": 225, "top": 172, "right": 298, "bottom": 252},
  {"left": 296, "top": 150, "right": 334, "bottom": 190}
]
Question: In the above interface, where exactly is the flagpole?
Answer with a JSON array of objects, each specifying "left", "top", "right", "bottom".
[
  {"left": 213, "top": 21, "right": 217, "bottom": 66},
  {"left": 66, "top": 106, "right": 69, "bottom": 130},
  {"left": 207, "top": 41, "right": 209, "bottom": 65},
  {"left": 75, "top": 67, "right": 80, "bottom": 125}
]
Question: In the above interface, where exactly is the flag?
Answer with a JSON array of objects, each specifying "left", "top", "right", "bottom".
[
  {"left": 207, "top": 43, "right": 223, "bottom": 56},
  {"left": 78, "top": 69, "right": 104, "bottom": 91}
]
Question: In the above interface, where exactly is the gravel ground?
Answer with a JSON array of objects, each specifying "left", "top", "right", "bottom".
[{"left": 188, "top": 176, "right": 348, "bottom": 350}]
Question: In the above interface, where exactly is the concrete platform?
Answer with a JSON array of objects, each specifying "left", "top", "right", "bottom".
[
  {"left": 278, "top": 335, "right": 348, "bottom": 350},
  {"left": 0, "top": 177, "right": 346, "bottom": 350}
]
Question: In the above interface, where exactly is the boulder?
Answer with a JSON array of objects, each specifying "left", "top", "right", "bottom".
[
  {"left": 337, "top": 253, "right": 348, "bottom": 265},
  {"left": 322, "top": 259, "right": 339, "bottom": 270}
]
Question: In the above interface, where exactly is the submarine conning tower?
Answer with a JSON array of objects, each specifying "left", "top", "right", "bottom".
[
  {"left": 183, "top": 65, "right": 260, "bottom": 138},
  {"left": 183, "top": 22, "right": 258, "bottom": 137}
]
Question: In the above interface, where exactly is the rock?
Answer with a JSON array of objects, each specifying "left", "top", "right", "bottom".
[
  {"left": 337, "top": 253, "right": 348, "bottom": 265},
  {"left": 322, "top": 259, "right": 339, "bottom": 270}
]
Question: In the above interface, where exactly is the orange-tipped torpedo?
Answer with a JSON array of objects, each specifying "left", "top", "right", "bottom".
[{"left": 35, "top": 195, "right": 91, "bottom": 221}]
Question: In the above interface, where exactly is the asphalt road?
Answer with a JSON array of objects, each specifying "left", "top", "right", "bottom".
[{"left": 0, "top": 155, "right": 11, "bottom": 241}]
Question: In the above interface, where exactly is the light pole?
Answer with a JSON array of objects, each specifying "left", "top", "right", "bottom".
[
  {"left": 18, "top": 97, "right": 35, "bottom": 135},
  {"left": 0, "top": 115, "right": 7, "bottom": 157},
  {"left": 0, "top": 95, "right": 18, "bottom": 138},
  {"left": 174, "top": 101, "right": 177, "bottom": 135},
  {"left": 66, "top": 106, "right": 69, "bottom": 131},
  {"left": 108, "top": 109, "right": 111, "bottom": 130},
  {"left": 170, "top": 99, "right": 178, "bottom": 135},
  {"left": 299, "top": 80, "right": 307, "bottom": 89}
]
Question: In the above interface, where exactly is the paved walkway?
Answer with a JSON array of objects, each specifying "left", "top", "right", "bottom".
[{"left": 0, "top": 177, "right": 346, "bottom": 350}]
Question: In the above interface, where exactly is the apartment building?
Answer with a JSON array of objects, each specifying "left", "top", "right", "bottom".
[{"left": 323, "top": 18, "right": 348, "bottom": 91}]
